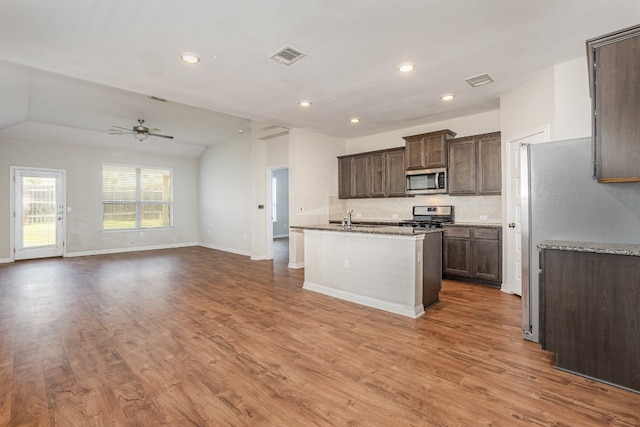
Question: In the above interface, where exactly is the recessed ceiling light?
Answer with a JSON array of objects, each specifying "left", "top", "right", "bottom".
[
  {"left": 397, "top": 63, "right": 415, "bottom": 73},
  {"left": 180, "top": 53, "right": 200, "bottom": 64},
  {"left": 441, "top": 94, "right": 455, "bottom": 101},
  {"left": 299, "top": 100, "right": 311, "bottom": 107},
  {"left": 350, "top": 118, "right": 360, "bottom": 123}
]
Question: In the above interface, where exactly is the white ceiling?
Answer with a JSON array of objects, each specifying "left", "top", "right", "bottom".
[{"left": 0, "top": 1, "right": 639, "bottom": 158}]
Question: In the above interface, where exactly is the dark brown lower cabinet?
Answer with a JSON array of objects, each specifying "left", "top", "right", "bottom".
[
  {"left": 540, "top": 248, "right": 640, "bottom": 393},
  {"left": 443, "top": 226, "right": 501, "bottom": 287}
]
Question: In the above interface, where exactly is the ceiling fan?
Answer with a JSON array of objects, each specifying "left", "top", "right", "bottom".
[{"left": 109, "top": 119, "right": 174, "bottom": 141}]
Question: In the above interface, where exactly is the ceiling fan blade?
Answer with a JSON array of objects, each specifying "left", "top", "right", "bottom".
[
  {"left": 148, "top": 133, "right": 174, "bottom": 139},
  {"left": 111, "top": 125, "right": 134, "bottom": 131},
  {"left": 109, "top": 130, "right": 135, "bottom": 135}
]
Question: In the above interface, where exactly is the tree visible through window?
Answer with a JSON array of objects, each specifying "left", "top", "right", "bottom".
[{"left": 102, "top": 164, "right": 173, "bottom": 230}]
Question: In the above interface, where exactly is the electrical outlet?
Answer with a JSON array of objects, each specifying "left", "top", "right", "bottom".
[
  {"left": 392, "top": 214, "right": 398, "bottom": 219},
  {"left": 479, "top": 215, "right": 488, "bottom": 221},
  {"left": 355, "top": 213, "right": 362, "bottom": 218},
  {"left": 343, "top": 259, "right": 349, "bottom": 269}
]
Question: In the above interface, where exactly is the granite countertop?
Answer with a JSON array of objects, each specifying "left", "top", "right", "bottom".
[
  {"left": 443, "top": 223, "right": 501, "bottom": 228},
  {"left": 290, "top": 224, "right": 442, "bottom": 237},
  {"left": 538, "top": 240, "right": 640, "bottom": 257}
]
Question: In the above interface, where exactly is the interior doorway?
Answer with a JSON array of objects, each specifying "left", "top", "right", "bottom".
[
  {"left": 12, "top": 167, "right": 66, "bottom": 260},
  {"left": 266, "top": 166, "right": 289, "bottom": 262},
  {"left": 505, "top": 127, "right": 548, "bottom": 296}
]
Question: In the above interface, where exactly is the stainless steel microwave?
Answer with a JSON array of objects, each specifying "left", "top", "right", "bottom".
[{"left": 405, "top": 168, "right": 447, "bottom": 194}]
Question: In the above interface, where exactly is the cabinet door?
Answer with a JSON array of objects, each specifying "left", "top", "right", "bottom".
[
  {"left": 477, "top": 135, "right": 502, "bottom": 194},
  {"left": 352, "top": 155, "right": 371, "bottom": 198},
  {"left": 370, "top": 152, "right": 385, "bottom": 197},
  {"left": 593, "top": 30, "right": 640, "bottom": 182},
  {"left": 448, "top": 139, "right": 476, "bottom": 195},
  {"left": 443, "top": 228, "right": 472, "bottom": 277},
  {"left": 385, "top": 148, "right": 406, "bottom": 197},
  {"left": 424, "top": 134, "right": 447, "bottom": 168},
  {"left": 472, "top": 239, "right": 501, "bottom": 281},
  {"left": 338, "top": 157, "right": 353, "bottom": 199},
  {"left": 443, "top": 238, "right": 471, "bottom": 276},
  {"left": 404, "top": 137, "right": 424, "bottom": 170}
]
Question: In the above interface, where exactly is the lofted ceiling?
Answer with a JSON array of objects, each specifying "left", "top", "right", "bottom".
[{"left": 0, "top": 1, "right": 638, "bottom": 158}]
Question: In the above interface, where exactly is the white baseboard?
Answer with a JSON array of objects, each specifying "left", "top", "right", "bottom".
[
  {"left": 197, "top": 242, "right": 251, "bottom": 257},
  {"left": 288, "top": 262, "right": 304, "bottom": 269},
  {"left": 64, "top": 242, "right": 198, "bottom": 258},
  {"left": 273, "top": 234, "right": 288, "bottom": 239},
  {"left": 0, "top": 257, "right": 12, "bottom": 264},
  {"left": 303, "top": 281, "right": 424, "bottom": 319}
]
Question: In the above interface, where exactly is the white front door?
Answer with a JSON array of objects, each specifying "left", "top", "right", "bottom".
[
  {"left": 13, "top": 168, "right": 66, "bottom": 260},
  {"left": 505, "top": 128, "right": 548, "bottom": 296}
]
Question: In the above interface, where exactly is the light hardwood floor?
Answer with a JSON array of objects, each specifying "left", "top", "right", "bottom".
[{"left": 0, "top": 246, "right": 638, "bottom": 426}]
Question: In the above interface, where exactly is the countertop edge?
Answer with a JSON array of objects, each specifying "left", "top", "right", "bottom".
[
  {"left": 537, "top": 240, "right": 640, "bottom": 257},
  {"left": 443, "top": 223, "right": 501, "bottom": 228},
  {"left": 290, "top": 224, "right": 442, "bottom": 237}
]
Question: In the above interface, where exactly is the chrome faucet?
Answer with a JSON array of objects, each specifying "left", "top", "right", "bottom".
[{"left": 342, "top": 210, "right": 354, "bottom": 229}]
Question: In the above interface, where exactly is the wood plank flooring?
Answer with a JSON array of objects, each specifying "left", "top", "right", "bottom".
[{"left": 0, "top": 245, "right": 638, "bottom": 426}]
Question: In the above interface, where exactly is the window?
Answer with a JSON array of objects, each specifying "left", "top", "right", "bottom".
[{"left": 102, "top": 164, "right": 173, "bottom": 230}]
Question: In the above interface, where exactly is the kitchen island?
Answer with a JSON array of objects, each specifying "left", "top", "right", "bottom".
[{"left": 290, "top": 224, "right": 442, "bottom": 318}]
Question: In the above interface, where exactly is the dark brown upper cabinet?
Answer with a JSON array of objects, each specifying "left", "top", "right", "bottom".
[
  {"left": 448, "top": 132, "right": 501, "bottom": 196},
  {"left": 587, "top": 24, "right": 640, "bottom": 183},
  {"left": 337, "top": 147, "right": 406, "bottom": 199},
  {"left": 403, "top": 129, "right": 456, "bottom": 170}
]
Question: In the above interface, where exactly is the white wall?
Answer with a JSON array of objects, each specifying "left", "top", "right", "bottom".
[
  {"left": 198, "top": 131, "right": 252, "bottom": 256},
  {"left": 0, "top": 137, "right": 198, "bottom": 259},
  {"left": 288, "top": 128, "right": 346, "bottom": 267},
  {"left": 554, "top": 57, "right": 592, "bottom": 140},
  {"left": 500, "top": 66, "right": 556, "bottom": 144},
  {"left": 346, "top": 110, "right": 501, "bottom": 153}
]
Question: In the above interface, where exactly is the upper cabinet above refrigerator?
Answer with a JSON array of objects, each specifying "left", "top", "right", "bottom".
[{"left": 587, "top": 24, "right": 640, "bottom": 183}]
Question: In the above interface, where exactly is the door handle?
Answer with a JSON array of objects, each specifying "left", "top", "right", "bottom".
[{"left": 508, "top": 223, "right": 515, "bottom": 228}]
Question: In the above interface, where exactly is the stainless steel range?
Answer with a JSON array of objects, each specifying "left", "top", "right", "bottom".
[{"left": 399, "top": 206, "right": 454, "bottom": 229}]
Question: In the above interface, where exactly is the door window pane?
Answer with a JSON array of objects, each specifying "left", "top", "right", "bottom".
[{"left": 22, "top": 177, "right": 57, "bottom": 247}]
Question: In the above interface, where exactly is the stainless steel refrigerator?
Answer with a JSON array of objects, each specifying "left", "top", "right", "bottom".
[{"left": 522, "top": 137, "right": 640, "bottom": 342}]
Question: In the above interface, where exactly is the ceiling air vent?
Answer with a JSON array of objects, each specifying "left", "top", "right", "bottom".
[
  {"left": 147, "top": 95, "right": 168, "bottom": 103},
  {"left": 270, "top": 45, "right": 307, "bottom": 65},
  {"left": 465, "top": 73, "right": 495, "bottom": 87}
]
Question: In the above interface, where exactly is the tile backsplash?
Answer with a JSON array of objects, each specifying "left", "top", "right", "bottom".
[{"left": 329, "top": 195, "right": 501, "bottom": 224}]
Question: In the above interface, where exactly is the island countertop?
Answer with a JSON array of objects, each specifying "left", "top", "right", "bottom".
[{"left": 290, "top": 224, "right": 443, "bottom": 236}]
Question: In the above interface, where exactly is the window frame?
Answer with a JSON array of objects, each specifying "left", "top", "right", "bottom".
[{"left": 101, "top": 163, "right": 174, "bottom": 232}]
